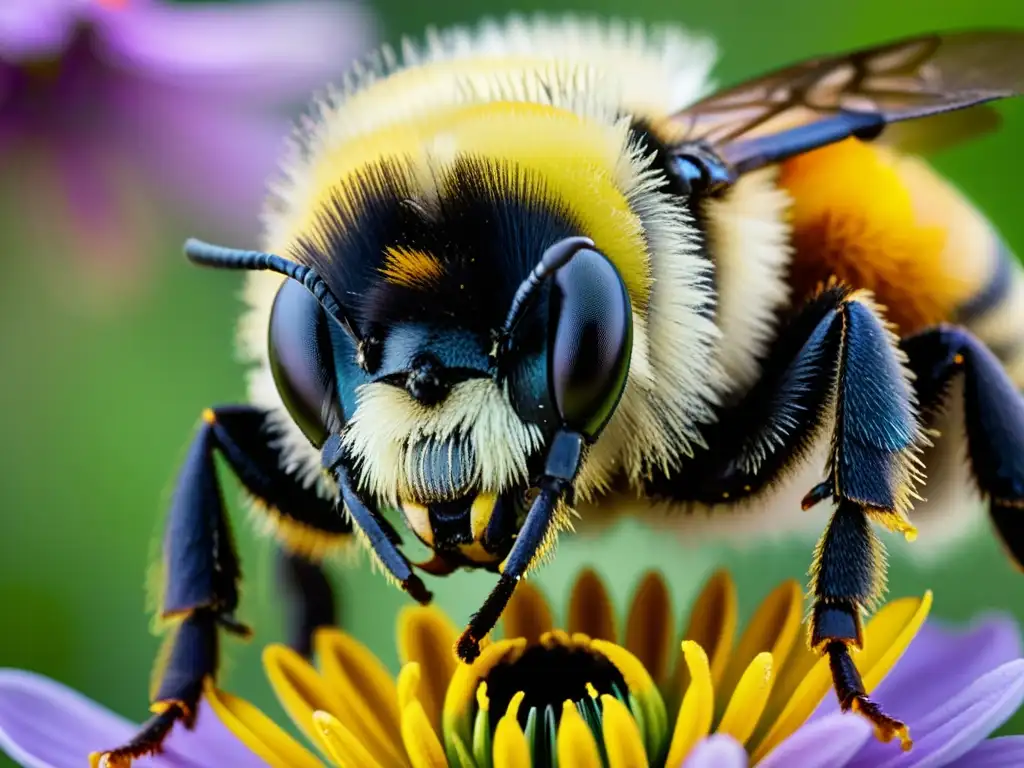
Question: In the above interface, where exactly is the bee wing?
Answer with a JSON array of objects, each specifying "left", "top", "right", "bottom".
[{"left": 663, "top": 31, "right": 1024, "bottom": 175}]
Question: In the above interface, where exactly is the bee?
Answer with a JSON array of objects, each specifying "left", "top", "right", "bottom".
[{"left": 99, "top": 17, "right": 1024, "bottom": 764}]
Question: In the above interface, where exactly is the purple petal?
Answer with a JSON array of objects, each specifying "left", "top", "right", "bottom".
[
  {"left": 103, "top": 77, "right": 289, "bottom": 233},
  {"left": 849, "top": 659, "right": 1024, "bottom": 768},
  {"left": 681, "top": 734, "right": 748, "bottom": 768},
  {"left": 947, "top": 737, "right": 1024, "bottom": 767},
  {"left": 95, "top": 0, "right": 376, "bottom": 101},
  {"left": 0, "top": 669, "right": 262, "bottom": 768},
  {"left": 757, "top": 713, "right": 873, "bottom": 768},
  {"left": 0, "top": 0, "right": 82, "bottom": 61},
  {"left": 813, "top": 616, "right": 1021, "bottom": 726}
]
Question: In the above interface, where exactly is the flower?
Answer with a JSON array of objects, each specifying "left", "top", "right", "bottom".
[
  {"left": 0, "top": 668, "right": 260, "bottom": 767},
  {"left": 201, "top": 569, "right": 1021, "bottom": 767},
  {"left": 2, "top": 570, "right": 1021, "bottom": 767},
  {"left": 0, "top": 0, "right": 374, "bottom": 303}
]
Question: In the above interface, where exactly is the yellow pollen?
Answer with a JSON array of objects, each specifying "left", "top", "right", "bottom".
[
  {"left": 585, "top": 682, "right": 599, "bottom": 699},
  {"left": 954, "top": 353, "right": 965, "bottom": 365},
  {"left": 201, "top": 408, "right": 216, "bottom": 424}
]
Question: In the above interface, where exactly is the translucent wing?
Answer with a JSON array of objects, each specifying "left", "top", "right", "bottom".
[{"left": 663, "top": 31, "right": 1024, "bottom": 176}]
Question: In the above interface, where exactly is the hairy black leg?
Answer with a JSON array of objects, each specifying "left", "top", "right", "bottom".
[
  {"left": 97, "top": 406, "right": 350, "bottom": 767},
  {"left": 456, "top": 430, "right": 585, "bottom": 662},
  {"left": 902, "top": 324, "right": 1024, "bottom": 567},
  {"left": 647, "top": 286, "right": 921, "bottom": 747}
]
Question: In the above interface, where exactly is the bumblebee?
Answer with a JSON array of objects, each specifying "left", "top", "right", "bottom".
[{"left": 100, "top": 17, "right": 1024, "bottom": 764}]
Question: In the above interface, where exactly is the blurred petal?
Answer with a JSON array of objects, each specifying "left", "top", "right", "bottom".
[
  {"left": 0, "top": 669, "right": 257, "bottom": 768},
  {"left": 0, "top": 0, "right": 80, "bottom": 60},
  {"left": 681, "top": 734, "right": 748, "bottom": 768},
  {"left": 502, "top": 580, "right": 554, "bottom": 644},
  {"left": 679, "top": 570, "right": 738, "bottom": 689},
  {"left": 947, "top": 737, "right": 1024, "bottom": 767},
  {"left": 853, "top": 659, "right": 1024, "bottom": 768},
  {"left": 567, "top": 569, "right": 618, "bottom": 642},
  {"left": 97, "top": 0, "right": 375, "bottom": 99},
  {"left": 756, "top": 713, "right": 872, "bottom": 768},
  {"left": 103, "top": 79, "right": 287, "bottom": 234},
  {"left": 625, "top": 572, "right": 674, "bottom": 687}
]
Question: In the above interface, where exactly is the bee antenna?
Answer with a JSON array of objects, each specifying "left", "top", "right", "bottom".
[
  {"left": 184, "top": 238, "right": 364, "bottom": 347},
  {"left": 499, "top": 236, "right": 595, "bottom": 342}
]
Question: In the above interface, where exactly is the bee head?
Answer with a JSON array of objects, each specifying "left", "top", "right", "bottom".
[{"left": 187, "top": 227, "right": 632, "bottom": 573}]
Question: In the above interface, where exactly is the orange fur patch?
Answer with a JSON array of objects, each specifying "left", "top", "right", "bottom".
[
  {"left": 380, "top": 246, "right": 445, "bottom": 289},
  {"left": 779, "top": 139, "right": 960, "bottom": 334}
]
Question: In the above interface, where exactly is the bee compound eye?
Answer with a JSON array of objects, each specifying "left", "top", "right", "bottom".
[
  {"left": 268, "top": 279, "right": 337, "bottom": 447},
  {"left": 548, "top": 249, "right": 632, "bottom": 440}
]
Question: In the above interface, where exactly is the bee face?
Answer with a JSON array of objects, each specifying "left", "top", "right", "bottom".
[{"left": 267, "top": 204, "right": 634, "bottom": 570}]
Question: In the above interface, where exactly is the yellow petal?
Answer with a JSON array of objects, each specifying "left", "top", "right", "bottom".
[
  {"left": 678, "top": 570, "right": 738, "bottom": 690},
  {"left": 590, "top": 639, "right": 668, "bottom": 754},
  {"left": 402, "top": 699, "right": 449, "bottom": 768},
  {"left": 314, "top": 629, "right": 406, "bottom": 767},
  {"left": 398, "top": 663, "right": 423, "bottom": 713},
  {"left": 717, "top": 652, "right": 775, "bottom": 746},
  {"left": 750, "top": 592, "right": 932, "bottom": 763},
  {"left": 568, "top": 568, "right": 618, "bottom": 641},
  {"left": 717, "top": 579, "right": 801, "bottom": 715},
  {"left": 203, "top": 680, "right": 323, "bottom": 768},
  {"left": 397, "top": 606, "right": 459, "bottom": 733},
  {"left": 444, "top": 639, "right": 526, "bottom": 765},
  {"left": 314, "top": 710, "right": 383, "bottom": 768},
  {"left": 262, "top": 645, "right": 347, "bottom": 748},
  {"left": 625, "top": 571, "right": 674, "bottom": 687},
  {"left": 502, "top": 579, "right": 554, "bottom": 644},
  {"left": 600, "top": 694, "right": 649, "bottom": 768},
  {"left": 493, "top": 692, "right": 530, "bottom": 768},
  {"left": 665, "top": 641, "right": 714, "bottom": 767},
  {"left": 753, "top": 621, "right": 820, "bottom": 748},
  {"left": 557, "top": 700, "right": 603, "bottom": 768}
]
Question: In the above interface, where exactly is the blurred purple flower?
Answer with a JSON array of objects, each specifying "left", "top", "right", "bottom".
[{"left": 0, "top": 0, "right": 375, "bottom": 302}]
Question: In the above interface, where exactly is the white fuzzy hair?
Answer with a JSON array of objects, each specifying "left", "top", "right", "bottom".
[{"left": 341, "top": 379, "right": 544, "bottom": 506}]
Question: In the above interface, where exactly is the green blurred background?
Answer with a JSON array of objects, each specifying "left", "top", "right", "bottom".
[{"left": 2, "top": 0, "right": 1024, "bottom": 763}]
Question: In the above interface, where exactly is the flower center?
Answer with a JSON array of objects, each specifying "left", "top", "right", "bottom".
[{"left": 484, "top": 642, "right": 629, "bottom": 732}]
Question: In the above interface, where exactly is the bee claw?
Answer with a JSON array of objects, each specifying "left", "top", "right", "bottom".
[{"left": 850, "top": 695, "right": 913, "bottom": 751}]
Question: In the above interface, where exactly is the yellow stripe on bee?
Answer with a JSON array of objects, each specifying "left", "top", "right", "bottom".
[
  {"left": 381, "top": 247, "right": 445, "bottom": 289},
  {"left": 295, "top": 100, "right": 651, "bottom": 310}
]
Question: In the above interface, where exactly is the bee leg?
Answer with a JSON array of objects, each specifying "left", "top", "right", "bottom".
[
  {"left": 277, "top": 549, "right": 337, "bottom": 657},
  {"left": 322, "top": 434, "right": 434, "bottom": 605},
  {"left": 455, "top": 430, "right": 584, "bottom": 662},
  {"left": 648, "top": 286, "right": 920, "bottom": 746},
  {"left": 901, "top": 324, "right": 1024, "bottom": 566},
  {"left": 803, "top": 294, "right": 923, "bottom": 751},
  {"left": 96, "top": 405, "right": 350, "bottom": 767}
]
